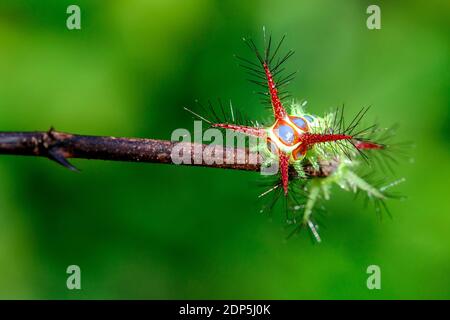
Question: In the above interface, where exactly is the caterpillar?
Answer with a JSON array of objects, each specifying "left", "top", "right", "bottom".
[{"left": 185, "top": 28, "right": 405, "bottom": 242}]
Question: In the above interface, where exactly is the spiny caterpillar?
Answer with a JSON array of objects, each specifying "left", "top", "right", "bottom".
[{"left": 186, "top": 29, "right": 405, "bottom": 242}]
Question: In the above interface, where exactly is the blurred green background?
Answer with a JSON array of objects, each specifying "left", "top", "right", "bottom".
[{"left": 0, "top": 0, "right": 449, "bottom": 299}]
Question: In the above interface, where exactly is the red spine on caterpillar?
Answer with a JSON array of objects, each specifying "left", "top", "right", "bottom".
[
  {"left": 263, "top": 62, "right": 287, "bottom": 120},
  {"left": 212, "top": 124, "right": 267, "bottom": 138},
  {"left": 354, "top": 140, "right": 385, "bottom": 150},
  {"left": 279, "top": 151, "right": 290, "bottom": 195},
  {"left": 301, "top": 133, "right": 353, "bottom": 147}
]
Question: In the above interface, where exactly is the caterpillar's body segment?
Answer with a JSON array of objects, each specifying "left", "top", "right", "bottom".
[
  {"left": 185, "top": 30, "right": 403, "bottom": 241},
  {"left": 211, "top": 110, "right": 356, "bottom": 195}
]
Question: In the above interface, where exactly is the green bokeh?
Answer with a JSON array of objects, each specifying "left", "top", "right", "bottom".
[{"left": 0, "top": 0, "right": 449, "bottom": 299}]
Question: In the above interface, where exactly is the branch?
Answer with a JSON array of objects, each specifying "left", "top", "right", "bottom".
[{"left": 0, "top": 128, "right": 338, "bottom": 177}]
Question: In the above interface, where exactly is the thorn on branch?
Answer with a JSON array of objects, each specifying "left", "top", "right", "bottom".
[{"left": 43, "top": 127, "right": 79, "bottom": 172}]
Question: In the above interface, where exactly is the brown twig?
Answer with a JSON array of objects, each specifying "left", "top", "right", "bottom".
[{"left": 0, "top": 128, "right": 338, "bottom": 177}]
